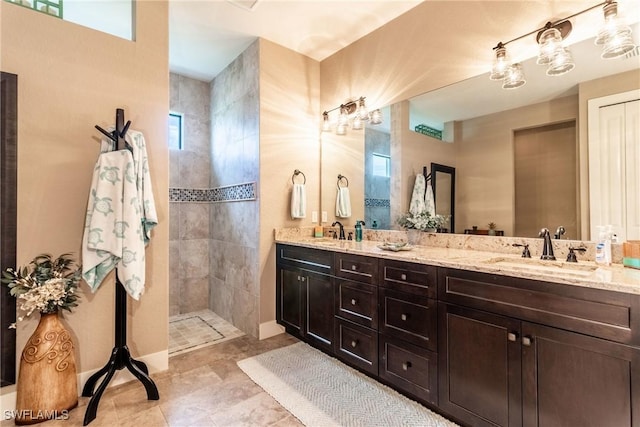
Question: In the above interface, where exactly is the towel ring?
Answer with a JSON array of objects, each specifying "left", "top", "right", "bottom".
[
  {"left": 292, "top": 169, "right": 306, "bottom": 185},
  {"left": 337, "top": 174, "right": 349, "bottom": 188}
]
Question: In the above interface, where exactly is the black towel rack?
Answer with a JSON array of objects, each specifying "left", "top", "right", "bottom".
[
  {"left": 82, "top": 108, "right": 159, "bottom": 426},
  {"left": 337, "top": 174, "right": 349, "bottom": 187}
]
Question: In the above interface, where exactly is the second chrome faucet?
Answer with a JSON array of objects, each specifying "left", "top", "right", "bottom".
[{"left": 539, "top": 228, "right": 556, "bottom": 260}]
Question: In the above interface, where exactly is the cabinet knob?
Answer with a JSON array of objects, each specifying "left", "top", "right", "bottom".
[
  {"left": 401, "top": 313, "right": 408, "bottom": 321},
  {"left": 297, "top": 275, "right": 301, "bottom": 281},
  {"left": 402, "top": 361, "right": 412, "bottom": 371},
  {"left": 350, "top": 298, "right": 357, "bottom": 306},
  {"left": 300, "top": 277, "right": 305, "bottom": 282},
  {"left": 507, "top": 332, "right": 518, "bottom": 342},
  {"left": 351, "top": 265, "right": 357, "bottom": 271},
  {"left": 400, "top": 273, "right": 407, "bottom": 281},
  {"left": 522, "top": 336, "right": 533, "bottom": 346},
  {"left": 350, "top": 340, "right": 358, "bottom": 348}
]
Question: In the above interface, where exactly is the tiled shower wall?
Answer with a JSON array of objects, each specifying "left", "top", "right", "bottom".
[
  {"left": 365, "top": 127, "right": 391, "bottom": 229},
  {"left": 169, "top": 73, "right": 211, "bottom": 316},
  {"left": 209, "top": 41, "right": 260, "bottom": 338}
]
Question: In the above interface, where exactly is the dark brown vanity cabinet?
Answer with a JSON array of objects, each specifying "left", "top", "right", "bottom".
[
  {"left": 333, "top": 253, "right": 379, "bottom": 375},
  {"left": 378, "top": 260, "right": 439, "bottom": 405},
  {"left": 276, "top": 244, "right": 334, "bottom": 352},
  {"left": 438, "top": 268, "right": 640, "bottom": 427}
]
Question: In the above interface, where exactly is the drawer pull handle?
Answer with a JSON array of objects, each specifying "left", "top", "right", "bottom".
[
  {"left": 402, "top": 361, "right": 412, "bottom": 371},
  {"left": 297, "top": 275, "right": 301, "bottom": 281},
  {"left": 351, "top": 265, "right": 357, "bottom": 271},
  {"left": 522, "top": 336, "right": 532, "bottom": 347},
  {"left": 300, "top": 277, "right": 305, "bottom": 282},
  {"left": 350, "top": 340, "right": 358, "bottom": 348},
  {"left": 507, "top": 332, "right": 518, "bottom": 342},
  {"left": 401, "top": 313, "right": 408, "bottom": 321},
  {"left": 401, "top": 274, "right": 407, "bottom": 281},
  {"left": 351, "top": 298, "right": 357, "bottom": 306}
]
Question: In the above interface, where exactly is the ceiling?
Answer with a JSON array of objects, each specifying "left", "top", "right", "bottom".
[{"left": 169, "top": 0, "right": 423, "bottom": 82}]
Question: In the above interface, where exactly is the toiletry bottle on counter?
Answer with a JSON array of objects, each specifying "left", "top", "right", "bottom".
[
  {"left": 595, "top": 226, "right": 612, "bottom": 266},
  {"left": 355, "top": 220, "right": 365, "bottom": 242}
]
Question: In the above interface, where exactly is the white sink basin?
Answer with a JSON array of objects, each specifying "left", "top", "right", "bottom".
[{"left": 483, "top": 256, "right": 598, "bottom": 277}]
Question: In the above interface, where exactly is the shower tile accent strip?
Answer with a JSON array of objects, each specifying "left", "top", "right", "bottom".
[
  {"left": 170, "top": 182, "right": 257, "bottom": 203},
  {"left": 365, "top": 198, "right": 390, "bottom": 207}
]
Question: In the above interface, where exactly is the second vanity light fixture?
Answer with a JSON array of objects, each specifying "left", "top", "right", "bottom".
[
  {"left": 490, "top": 0, "right": 636, "bottom": 89},
  {"left": 321, "top": 96, "right": 383, "bottom": 135}
]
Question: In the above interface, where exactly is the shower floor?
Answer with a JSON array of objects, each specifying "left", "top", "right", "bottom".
[{"left": 169, "top": 309, "right": 245, "bottom": 356}]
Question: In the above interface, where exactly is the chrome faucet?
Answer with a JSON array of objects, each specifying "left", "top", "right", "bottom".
[
  {"left": 332, "top": 221, "right": 346, "bottom": 240},
  {"left": 554, "top": 226, "right": 566, "bottom": 239},
  {"left": 539, "top": 228, "right": 556, "bottom": 260}
]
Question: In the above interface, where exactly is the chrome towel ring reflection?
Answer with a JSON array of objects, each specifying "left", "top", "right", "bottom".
[
  {"left": 292, "top": 169, "right": 306, "bottom": 185},
  {"left": 337, "top": 174, "right": 349, "bottom": 188}
]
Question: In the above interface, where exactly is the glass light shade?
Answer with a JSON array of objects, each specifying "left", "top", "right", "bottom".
[
  {"left": 595, "top": 2, "right": 632, "bottom": 45},
  {"left": 601, "top": 31, "right": 635, "bottom": 59},
  {"left": 321, "top": 112, "right": 331, "bottom": 132},
  {"left": 338, "top": 106, "right": 349, "bottom": 127},
  {"left": 537, "top": 28, "right": 563, "bottom": 65},
  {"left": 502, "top": 63, "right": 526, "bottom": 89},
  {"left": 369, "top": 109, "right": 383, "bottom": 125},
  {"left": 546, "top": 47, "right": 575, "bottom": 76},
  {"left": 336, "top": 123, "right": 348, "bottom": 135},
  {"left": 352, "top": 115, "right": 363, "bottom": 130},
  {"left": 356, "top": 98, "right": 369, "bottom": 121},
  {"left": 490, "top": 46, "right": 510, "bottom": 80}
]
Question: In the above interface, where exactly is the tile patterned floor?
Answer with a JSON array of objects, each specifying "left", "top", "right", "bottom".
[
  {"left": 1, "top": 333, "right": 303, "bottom": 427},
  {"left": 169, "top": 310, "right": 245, "bottom": 356}
]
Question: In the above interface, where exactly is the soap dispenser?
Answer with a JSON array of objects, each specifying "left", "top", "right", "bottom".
[{"left": 355, "top": 220, "right": 365, "bottom": 242}]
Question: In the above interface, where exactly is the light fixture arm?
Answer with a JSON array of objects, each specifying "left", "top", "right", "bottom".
[
  {"left": 492, "top": 0, "right": 611, "bottom": 50},
  {"left": 322, "top": 96, "right": 365, "bottom": 116}
]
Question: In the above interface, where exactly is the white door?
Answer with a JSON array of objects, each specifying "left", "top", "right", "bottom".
[{"left": 589, "top": 93, "right": 640, "bottom": 242}]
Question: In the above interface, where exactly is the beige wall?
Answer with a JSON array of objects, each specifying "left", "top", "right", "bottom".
[
  {"left": 259, "top": 39, "right": 321, "bottom": 329},
  {"left": 1, "top": 0, "right": 169, "bottom": 379},
  {"left": 578, "top": 69, "right": 640, "bottom": 239}
]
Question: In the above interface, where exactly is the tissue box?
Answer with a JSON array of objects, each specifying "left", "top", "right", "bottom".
[{"left": 623, "top": 241, "right": 640, "bottom": 269}]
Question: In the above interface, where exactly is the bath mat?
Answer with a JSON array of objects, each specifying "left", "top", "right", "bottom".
[{"left": 237, "top": 342, "right": 458, "bottom": 427}]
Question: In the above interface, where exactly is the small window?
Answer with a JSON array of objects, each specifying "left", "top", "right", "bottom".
[
  {"left": 168, "top": 112, "right": 183, "bottom": 150},
  {"left": 372, "top": 153, "right": 390, "bottom": 177}
]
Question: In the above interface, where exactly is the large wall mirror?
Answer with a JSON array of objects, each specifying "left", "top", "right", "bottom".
[
  {"left": 1, "top": 71, "right": 17, "bottom": 387},
  {"left": 321, "top": 21, "right": 639, "bottom": 242}
]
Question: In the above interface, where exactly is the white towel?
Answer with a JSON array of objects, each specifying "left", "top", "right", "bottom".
[
  {"left": 425, "top": 183, "right": 436, "bottom": 217},
  {"left": 291, "top": 183, "right": 307, "bottom": 219},
  {"left": 409, "top": 174, "right": 427, "bottom": 216},
  {"left": 336, "top": 187, "right": 352, "bottom": 218},
  {"left": 82, "top": 130, "right": 157, "bottom": 300}
]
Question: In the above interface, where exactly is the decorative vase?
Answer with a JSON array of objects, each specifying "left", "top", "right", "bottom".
[
  {"left": 407, "top": 229, "right": 422, "bottom": 245},
  {"left": 488, "top": 229, "right": 496, "bottom": 236},
  {"left": 15, "top": 312, "right": 78, "bottom": 425}
]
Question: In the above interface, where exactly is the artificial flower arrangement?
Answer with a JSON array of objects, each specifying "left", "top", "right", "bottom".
[
  {"left": 397, "top": 211, "right": 447, "bottom": 231},
  {"left": 1, "top": 253, "right": 81, "bottom": 326}
]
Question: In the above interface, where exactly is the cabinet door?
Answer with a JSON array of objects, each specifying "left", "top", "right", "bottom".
[
  {"left": 303, "top": 270, "right": 334, "bottom": 351},
  {"left": 277, "top": 267, "right": 302, "bottom": 334},
  {"left": 439, "top": 303, "right": 522, "bottom": 427},
  {"left": 522, "top": 322, "right": 640, "bottom": 427}
]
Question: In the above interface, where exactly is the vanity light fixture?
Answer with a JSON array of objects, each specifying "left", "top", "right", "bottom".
[
  {"left": 490, "top": 0, "right": 635, "bottom": 89},
  {"left": 321, "top": 96, "right": 382, "bottom": 135}
]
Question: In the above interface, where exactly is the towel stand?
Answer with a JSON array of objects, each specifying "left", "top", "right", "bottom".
[
  {"left": 292, "top": 169, "right": 306, "bottom": 184},
  {"left": 82, "top": 108, "right": 159, "bottom": 426}
]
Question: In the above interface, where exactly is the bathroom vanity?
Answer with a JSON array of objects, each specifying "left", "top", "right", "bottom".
[{"left": 275, "top": 236, "right": 640, "bottom": 427}]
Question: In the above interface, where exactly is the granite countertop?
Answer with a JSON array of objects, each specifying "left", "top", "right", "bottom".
[{"left": 275, "top": 232, "right": 640, "bottom": 295}]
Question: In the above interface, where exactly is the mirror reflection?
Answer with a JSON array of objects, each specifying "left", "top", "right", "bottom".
[{"left": 328, "top": 23, "right": 639, "bottom": 242}]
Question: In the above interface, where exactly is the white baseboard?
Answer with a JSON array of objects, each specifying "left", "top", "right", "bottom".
[
  {"left": 1, "top": 350, "right": 168, "bottom": 416},
  {"left": 259, "top": 320, "right": 284, "bottom": 340}
]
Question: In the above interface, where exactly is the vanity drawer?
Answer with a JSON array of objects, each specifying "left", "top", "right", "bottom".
[
  {"left": 334, "top": 318, "right": 378, "bottom": 376},
  {"left": 334, "top": 253, "right": 379, "bottom": 284},
  {"left": 439, "top": 268, "right": 640, "bottom": 345},
  {"left": 380, "top": 260, "right": 437, "bottom": 298},
  {"left": 379, "top": 335, "right": 438, "bottom": 405},
  {"left": 379, "top": 288, "right": 437, "bottom": 351},
  {"left": 276, "top": 244, "right": 333, "bottom": 275},
  {"left": 335, "top": 278, "right": 378, "bottom": 329}
]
